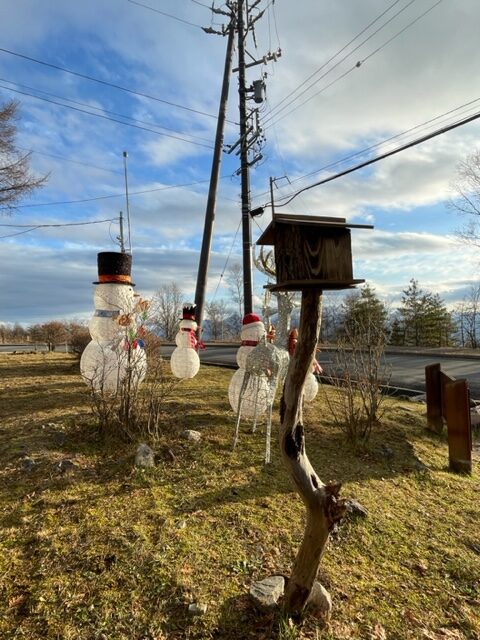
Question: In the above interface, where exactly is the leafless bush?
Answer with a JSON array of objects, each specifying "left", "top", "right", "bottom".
[
  {"left": 84, "top": 300, "right": 179, "bottom": 442},
  {"left": 324, "top": 319, "right": 390, "bottom": 447}
]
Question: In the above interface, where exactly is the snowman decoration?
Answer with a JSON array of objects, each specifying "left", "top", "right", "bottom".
[
  {"left": 170, "top": 304, "right": 200, "bottom": 379},
  {"left": 228, "top": 313, "right": 270, "bottom": 421},
  {"left": 80, "top": 251, "right": 147, "bottom": 393}
]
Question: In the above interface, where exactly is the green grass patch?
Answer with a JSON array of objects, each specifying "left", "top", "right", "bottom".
[{"left": 0, "top": 353, "right": 479, "bottom": 639}]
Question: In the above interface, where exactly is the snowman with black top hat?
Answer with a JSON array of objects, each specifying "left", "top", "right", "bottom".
[
  {"left": 170, "top": 304, "right": 200, "bottom": 379},
  {"left": 80, "top": 252, "right": 147, "bottom": 393}
]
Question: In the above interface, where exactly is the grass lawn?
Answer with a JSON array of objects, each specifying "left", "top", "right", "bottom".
[{"left": 0, "top": 352, "right": 479, "bottom": 640}]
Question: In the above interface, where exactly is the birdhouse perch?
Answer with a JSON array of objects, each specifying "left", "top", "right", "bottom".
[{"left": 256, "top": 213, "right": 373, "bottom": 292}]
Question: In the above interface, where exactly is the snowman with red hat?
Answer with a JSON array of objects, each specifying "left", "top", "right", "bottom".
[
  {"left": 228, "top": 313, "right": 270, "bottom": 421},
  {"left": 170, "top": 304, "right": 200, "bottom": 379}
]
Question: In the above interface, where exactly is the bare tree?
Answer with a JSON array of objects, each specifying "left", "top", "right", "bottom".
[
  {"left": 205, "top": 299, "right": 229, "bottom": 340},
  {"left": 449, "top": 149, "right": 480, "bottom": 246},
  {"left": 254, "top": 245, "right": 299, "bottom": 348},
  {"left": 149, "top": 283, "right": 184, "bottom": 341},
  {"left": 29, "top": 321, "right": 67, "bottom": 351},
  {"left": 455, "top": 284, "right": 480, "bottom": 348},
  {"left": 226, "top": 263, "right": 244, "bottom": 320},
  {"left": 0, "top": 100, "right": 47, "bottom": 212}
]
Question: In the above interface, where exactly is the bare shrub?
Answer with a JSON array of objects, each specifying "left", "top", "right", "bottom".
[
  {"left": 324, "top": 319, "right": 390, "bottom": 447},
  {"left": 84, "top": 301, "right": 179, "bottom": 443}
]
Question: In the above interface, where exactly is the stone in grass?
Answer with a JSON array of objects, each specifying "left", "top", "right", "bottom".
[
  {"left": 250, "top": 575, "right": 285, "bottom": 609},
  {"left": 57, "top": 459, "right": 76, "bottom": 473},
  {"left": 188, "top": 602, "right": 207, "bottom": 616},
  {"left": 306, "top": 581, "right": 332, "bottom": 619},
  {"left": 344, "top": 499, "right": 368, "bottom": 519},
  {"left": 22, "top": 457, "right": 36, "bottom": 471},
  {"left": 135, "top": 443, "right": 155, "bottom": 468},
  {"left": 183, "top": 430, "right": 202, "bottom": 443}
]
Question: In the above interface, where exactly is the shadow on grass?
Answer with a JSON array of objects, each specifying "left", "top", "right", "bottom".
[{"left": 212, "top": 594, "right": 279, "bottom": 639}]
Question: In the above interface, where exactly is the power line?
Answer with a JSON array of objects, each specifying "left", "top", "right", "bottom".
[
  {"left": 254, "top": 96, "right": 480, "bottom": 202},
  {"left": 272, "top": 108, "right": 480, "bottom": 209},
  {"left": 128, "top": 0, "right": 204, "bottom": 28},
  {"left": 0, "top": 217, "right": 117, "bottom": 240},
  {"left": 0, "top": 77, "right": 215, "bottom": 145},
  {"left": 264, "top": 0, "right": 443, "bottom": 130},
  {"left": 0, "top": 175, "right": 233, "bottom": 210},
  {"left": 0, "top": 83, "right": 215, "bottom": 149},
  {"left": 16, "top": 146, "right": 123, "bottom": 175},
  {"left": 0, "top": 46, "right": 226, "bottom": 122},
  {"left": 190, "top": 0, "right": 212, "bottom": 8},
  {"left": 266, "top": 0, "right": 407, "bottom": 120}
]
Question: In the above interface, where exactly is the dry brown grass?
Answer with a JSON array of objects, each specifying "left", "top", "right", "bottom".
[{"left": 0, "top": 352, "right": 479, "bottom": 639}]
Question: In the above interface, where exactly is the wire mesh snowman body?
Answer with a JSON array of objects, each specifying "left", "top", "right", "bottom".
[{"left": 232, "top": 337, "right": 289, "bottom": 464}]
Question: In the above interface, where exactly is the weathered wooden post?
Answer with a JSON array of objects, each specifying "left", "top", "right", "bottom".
[
  {"left": 425, "top": 363, "right": 444, "bottom": 434},
  {"left": 425, "top": 363, "right": 472, "bottom": 474},
  {"left": 257, "top": 213, "right": 372, "bottom": 618},
  {"left": 444, "top": 379, "right": 472, "bottom": 474}
]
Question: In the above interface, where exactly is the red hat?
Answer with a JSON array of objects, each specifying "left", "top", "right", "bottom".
[{"left": 242, "top": 313, "right": 261, "bottom": 325}]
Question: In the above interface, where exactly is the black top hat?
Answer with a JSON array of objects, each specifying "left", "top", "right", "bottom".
[
  {"left": 93, "top": 251, "right": 135, "bottom": 286},
  {"left": 182, "top": 304, "right": 196, "bottom": 320}
]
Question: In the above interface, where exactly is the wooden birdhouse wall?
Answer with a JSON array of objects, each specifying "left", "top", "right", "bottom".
[{"left": 275, "top": 224, "right": 353, "bottom": 283}]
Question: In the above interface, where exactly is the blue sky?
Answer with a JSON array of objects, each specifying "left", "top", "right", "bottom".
[{"left": 1, "top": 0, "right": 480, "bottom": 325}]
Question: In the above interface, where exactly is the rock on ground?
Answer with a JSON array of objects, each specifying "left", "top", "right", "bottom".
[
  {"left": 306, "top": 581, "right": 332, "bottom": 618},
  {"left": 249, "top": 575, "right": 285, "bottom": 608},
  {"left": 183, "top": 430, "right": 202, "bottom": 443},
  {"left": 135, "top": 443, "right": 155, "bottom": 468}
]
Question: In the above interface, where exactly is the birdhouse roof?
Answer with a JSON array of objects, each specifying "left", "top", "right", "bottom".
[{"left": 256, "top": 214, "right": 373, "bottom": 246}]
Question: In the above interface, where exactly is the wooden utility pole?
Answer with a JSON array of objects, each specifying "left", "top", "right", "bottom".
[
  {"left": 237, "top": 0, "right": 253, "bottom": 315},
  {"left": 194, "top": 5, "right": 236, "bottom": 338}
]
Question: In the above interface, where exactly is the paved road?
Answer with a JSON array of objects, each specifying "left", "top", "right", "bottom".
[
  {"left": 162, "top": 344, "right": 480, "bottom": 398},
  {"left": 0, "top": 343, "right": 70, "bottom": 353},
  {"left": 3, "top": 343, "right": 480, "bottom": 398}
]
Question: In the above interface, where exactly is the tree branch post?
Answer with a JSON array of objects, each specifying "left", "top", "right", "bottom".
[{"left": 280, "top": 289, "right": 345, "bottom": 618}]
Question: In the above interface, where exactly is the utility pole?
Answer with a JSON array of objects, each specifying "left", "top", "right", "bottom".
[
  {"left": 237, "top": 0, "right": 253, "bottom": 316},
  {"left": 231, "top": 1, "right": 280, "bottom": 316},
  {"left": 194, "top": 4, "right": 236, "bottom": 341}
]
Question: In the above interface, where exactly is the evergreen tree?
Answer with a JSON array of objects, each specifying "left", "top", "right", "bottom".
[
  {"left": 396, "top": 279, "right": 454, "bottom": 347},
  {"left": 339, "top": 284, "right": 388, "bottom": 345}
]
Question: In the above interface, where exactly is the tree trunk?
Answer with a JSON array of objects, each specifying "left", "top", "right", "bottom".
[{"left": 280, "top": 289, "right": 345, "bottom": 618}]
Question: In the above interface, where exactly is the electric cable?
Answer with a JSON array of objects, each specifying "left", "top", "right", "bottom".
[
  {"left": 0, "top": 83, "right": 215, "bottom": 149},
  {"left": 16, "top": 145, "right": 123, "bottom": 175},
  {"left": 271, "top": 108, "right": 480, "bottom": 209},
  {"left": 127, "top": 0, "right": 205, "bottom": 29},
  {"left": 0, "top": 46, "right": 230, "bottom": 122},
  {"left": 254, "top": 97, "right": 480, "bottom": 205},
  {"left": 0, "top": 175, "right": 234, "bottom": 210},
  {"left": 253, "top": 95, "right": 480, "bottom": 203},
  {"left": 0, "top": 77, "right": 216, "bottom": 145},
  {"left": 266, "top": 0, "right": 406, "bottom": 119},
  {"left": 210, "top": 216, "right": 242, "bottom": 303},
  {"left": 264, "top": 0, "right": 443, "bottom": 130},
  {"left": 0, "top": 217, "right": 118, "bottom": 239}
]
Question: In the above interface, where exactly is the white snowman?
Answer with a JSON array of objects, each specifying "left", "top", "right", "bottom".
[
  {"left": 228, "top": 313, "right": 270, "bottom": 419},
  {"left": 80, "top": 251, "right": 147, "bottom": 393},
  {"left": 170, "top": 304, "right": 200, "bottom": 379}
]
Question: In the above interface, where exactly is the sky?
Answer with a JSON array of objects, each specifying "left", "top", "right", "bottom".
[{"left": 1, "top": 0, "right": 480, "bottom": 326}]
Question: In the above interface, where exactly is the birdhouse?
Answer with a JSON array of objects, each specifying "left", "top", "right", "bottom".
[{"left": 256, "top": 214, "right": 373, "bottom": 292}]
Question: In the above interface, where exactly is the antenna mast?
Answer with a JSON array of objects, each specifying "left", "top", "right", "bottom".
[
  {"left": 118, "top": 210, "right": 126, "bottom": 253},
  {"left": 123, "top": 151, "right": 132, "bottom": 254}
]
